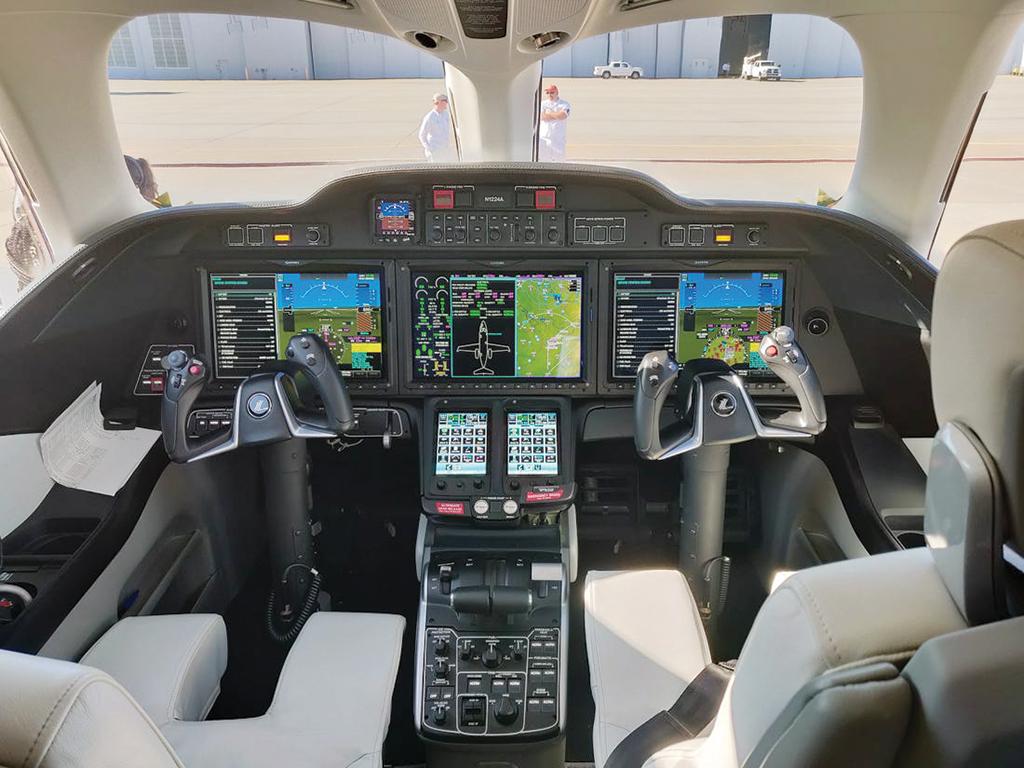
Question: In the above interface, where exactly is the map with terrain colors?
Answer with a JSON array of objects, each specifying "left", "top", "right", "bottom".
[
  {"left": 514, "top": 276, "right": 583, "bottom": 378},
  {"left": 275, "top": 273, "right": 383, "bottom": 376},
  {"left": 676, "top": 272, "right": 784, "bottom": 370}
]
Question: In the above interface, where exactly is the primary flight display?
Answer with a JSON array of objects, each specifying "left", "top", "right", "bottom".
[
  {"left": 412, "top": 271, "right": 584, "bottom": 379},
  {"left": 209, "top": 272, "right": 385, "bottom": 379},
  {"left": 612, "top": 271, "right": 785, "bottom": 378}
]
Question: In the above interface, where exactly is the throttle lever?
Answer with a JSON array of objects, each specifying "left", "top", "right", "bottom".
[{"left": 758, "top": 326, "right": 827, "bottom": 434}]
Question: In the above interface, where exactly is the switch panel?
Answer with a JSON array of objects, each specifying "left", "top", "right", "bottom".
[{"left": 421, "top": 628, "right": 560, "bottom": 737}]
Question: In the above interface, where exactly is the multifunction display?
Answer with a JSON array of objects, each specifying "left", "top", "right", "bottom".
[
  {"left": 412, "top": 272, "right": 584, "bottom": 380},
  {"left": 612, "top": 271, "right": 785, "bottom": 378},
  {"left": 210, "top": 272, "right": 384, "bottom": 379},
  {"left": 435, "top": 412, "right": 489, "bottom": 476},
  {"left": 507, "top": 412, "right": 559, "bottom": 476}
]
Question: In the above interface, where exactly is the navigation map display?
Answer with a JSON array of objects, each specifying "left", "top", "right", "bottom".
[
  {"left": 435, "top": 412, "right": 488, "bottom": 475},
  {"left": 412, "top": 271, "right": 584, "bottom": 380},
  {"left": 612, "top": 271, "right": 785, "bottom": 379},
  {"left": 210, "top": 272, "right": 384, "bottom": 380},
  {"left": 507, "top": 412, "right": 559, "bottom": 476}
]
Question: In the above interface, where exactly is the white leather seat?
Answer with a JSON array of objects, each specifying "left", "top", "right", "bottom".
[
  {"left": 585, "top": 221, "right": 1024, "bottom": 768},
  {"left": 0, "top": 611, "right": 405, "bottom": 768}
]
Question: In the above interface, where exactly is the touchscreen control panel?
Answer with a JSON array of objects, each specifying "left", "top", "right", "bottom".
[
  {"left": 436, "top": 412, "right": 489, "bottom": 476},
  {"left": 612, "top": 270, "right": 785, "bottom": 379},
  {"left": 506, "top": 412, "right": 559, "bottom": 476},
  {"left": 422, "top": 398, "right": 575, "bottom": 520},
  {"left": 209, "top": 272, "right": 385, "bottom": 380}
]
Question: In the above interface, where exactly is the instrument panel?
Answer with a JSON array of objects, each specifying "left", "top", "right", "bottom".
[{"left": 113, "top": 166, "right": 906, "bottom": 407}]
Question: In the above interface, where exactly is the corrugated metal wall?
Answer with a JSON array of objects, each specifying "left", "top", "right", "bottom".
[{"left": 107, "top": 13, "right": 1024, "bottom": 81}]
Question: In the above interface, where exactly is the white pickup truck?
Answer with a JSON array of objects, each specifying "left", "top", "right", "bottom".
[
  {"left": 593, "top": 61, "right": 644, "bottom": 79},
  {"left": 741, "top": 55, "right": 782, "bottom": 81}
]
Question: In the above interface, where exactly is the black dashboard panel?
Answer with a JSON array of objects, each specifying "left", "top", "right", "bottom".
[{"left": 0, "top": 165, "right": 939, "bottom": 438}]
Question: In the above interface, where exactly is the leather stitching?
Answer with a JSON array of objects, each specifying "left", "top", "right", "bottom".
[
  {"left": 167, "top": 617, "right": 220, "bottom": 723},
  {"left": 788, "top": 579, "right": 841, "bottom": 667},
  {"left": 20, "top": 676, "right": 81, "bottom": 768}
]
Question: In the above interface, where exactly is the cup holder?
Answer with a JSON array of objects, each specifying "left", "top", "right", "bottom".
[{"left": 896, "top": 531, "right": 926, "bottom": 549}]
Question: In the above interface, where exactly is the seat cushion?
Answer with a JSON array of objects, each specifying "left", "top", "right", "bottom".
[
  {"left": 81, "top": 614, "right": 227, "bottom": 726},
  {"left": 163, "top": 611, "right": 405, "bottom": 768},
  {"left": 585, "top": 570, "right": 712, "bottom": 768},
  {"left": 0, "top": 649, "right": 184, "bottom": 768}
]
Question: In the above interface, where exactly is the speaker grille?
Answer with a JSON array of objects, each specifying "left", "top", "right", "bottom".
[{"left": 514, "top": 0, "right": 588, "bottom": 36}]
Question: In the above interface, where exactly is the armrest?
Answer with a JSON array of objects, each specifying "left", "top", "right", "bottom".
[{"left": 81, "top": 614, "right": 227, "bottom": 725}]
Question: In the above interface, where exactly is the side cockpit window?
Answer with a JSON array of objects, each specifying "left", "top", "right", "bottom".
[{"left": 1, "top": 131, "right": 52, "bottom": 315}]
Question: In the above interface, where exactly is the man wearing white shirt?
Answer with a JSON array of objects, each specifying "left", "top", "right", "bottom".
[
  {"left": 539, "top": 84, "right": 571, "bottom": 161},
  {"left": 418, "top": 93, "right": 455, "bottom": 162}
]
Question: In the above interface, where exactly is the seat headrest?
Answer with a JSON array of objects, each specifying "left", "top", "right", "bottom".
[
  {"left": 928, "top": 222, "right": 1024, "bottom": 622},
  {"left": 932, "top": 222, "right": 1024, "bottom": 556}
]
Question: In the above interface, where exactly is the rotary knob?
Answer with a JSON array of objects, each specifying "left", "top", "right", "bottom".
[
  {"left": 482, "top": 643, "right": 500, "bottom": 669},
  {"left": 433, "top": 635, "right": 449, "bottom": 655},
  {"left": 494, "top": 694, "right": 519, "bottom": 725},
  {"left": 430, "top": 702, "right": 448, "bottom": 725}
]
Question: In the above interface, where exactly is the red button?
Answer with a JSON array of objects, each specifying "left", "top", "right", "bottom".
[
  {"left": 535, "top": 189, "right": 556, "bottom": 209},
  {"left": 188, "top": 364, "right": 203, "bottom": 376},
  {"left": 0, "top": 598, "right": 13, "bottom": 609},
  {"left": 433, "top": 189, "right": 455, "bottom": 209},
  {"left": 764, "top": 345, "right": 779, "bottom": 358}
]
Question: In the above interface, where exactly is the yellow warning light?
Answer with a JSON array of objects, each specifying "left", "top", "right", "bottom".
[{"left": 273, "top": 232, "right": 292, "bottom": 243}]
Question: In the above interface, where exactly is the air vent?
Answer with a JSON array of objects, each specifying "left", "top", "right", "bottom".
[
  {"left": 619, "top": 0, "right": 674, "bottom": 10},
  {"left": 577, "top": 465, "right": 638, "bottom": 522},
  {"left": 404, "top": 30, "right": 456, "bottom": 53},
  {"left": 299, "top": 0, "right": 355, "bottom": 9},
  {"left": 532, "top": 31, "right": 567, "bottom": 49}
]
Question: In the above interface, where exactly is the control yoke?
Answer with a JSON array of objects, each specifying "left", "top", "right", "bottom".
[
  {"left": 160, "top": 333, "right": 355, "bottom": 463},
  {"left": 634, "top": 326, "right": 826, "bottom": 460}
]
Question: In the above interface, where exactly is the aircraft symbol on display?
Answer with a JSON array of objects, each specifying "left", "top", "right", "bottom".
[{"left": 455, "top": 320, "right": 511, "bottom": 375}]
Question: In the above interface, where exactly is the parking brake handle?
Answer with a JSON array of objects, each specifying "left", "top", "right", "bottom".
[{"left": 758, "top": 326, "right": 827, "bottom": 435}]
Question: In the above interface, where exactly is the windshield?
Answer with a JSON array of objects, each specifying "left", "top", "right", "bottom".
[{"left": 108, "top": 13, "right": 867, "bottom": 209}]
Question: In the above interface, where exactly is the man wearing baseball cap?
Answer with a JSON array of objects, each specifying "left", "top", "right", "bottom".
[
  {"left": 418, "top": 92, "right": 455, "bottom": 162},
  {"left": 539, "top": 83, "right": 571, "bottom": 161}
]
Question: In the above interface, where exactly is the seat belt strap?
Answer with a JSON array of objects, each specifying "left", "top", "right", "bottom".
[{"left": 604, "top": 663, "right": 732, "bottom": 768}]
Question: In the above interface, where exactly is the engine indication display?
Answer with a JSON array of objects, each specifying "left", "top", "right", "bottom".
[
  {"left": 612, "top": 271, "right": 785, "bottom": 379},
  {"left": 507, "top": 412, "right": 559, "bottom": 476},
  {"left": 210, "top": 272, "right": 385, "bottom": 380},
  {"left": 412, "top": 271, "right": 584, "bottom": 380},
  {"left": 435, "top": 412, "right": 489, "bottom": 475}
]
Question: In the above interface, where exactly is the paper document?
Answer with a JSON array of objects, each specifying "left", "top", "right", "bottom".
[{"left": 39, "top": 382, "right": 161, "bottom": 496}]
